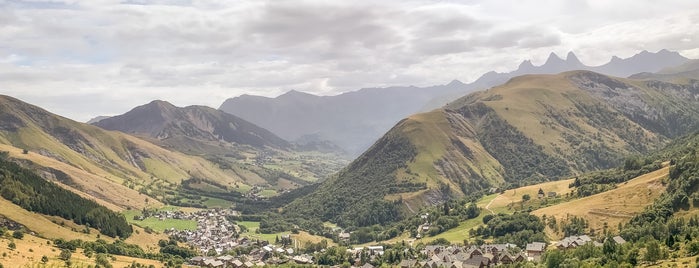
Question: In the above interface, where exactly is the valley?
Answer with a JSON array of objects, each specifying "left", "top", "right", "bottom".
[{"left": 1, "top": 50, "right": 699, "bottom": 267}]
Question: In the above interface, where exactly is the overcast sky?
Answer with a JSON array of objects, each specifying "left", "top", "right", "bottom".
[{"left": 1, "top": 0, "right": 698, "bottom": 121}]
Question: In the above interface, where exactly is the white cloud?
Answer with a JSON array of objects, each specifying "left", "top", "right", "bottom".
[{"left": 0, "top": 0, "right": 697, "bottom": 121}]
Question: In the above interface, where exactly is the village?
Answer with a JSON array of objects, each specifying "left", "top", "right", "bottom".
[{"left": 138, "top": 208, "right": 628, "bottom": 268}]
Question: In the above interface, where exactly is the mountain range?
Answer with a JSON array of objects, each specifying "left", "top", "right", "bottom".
[
  {"left": 285, "top": 64, "right": 699, "bottom": 227},
  {"left": 220, "top": 49, "right": 690, "bottom": 156}
]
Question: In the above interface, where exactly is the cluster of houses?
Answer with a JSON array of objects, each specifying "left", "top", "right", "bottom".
[
  {"left": 188, "top": 245, "right": 316, "bottom": 268},
  {"left": 160, "top": 209, "right": 243, "bottom": 254},
  {"left": 395, "top": 243, "right": 542, "bottom": 268},
  {"left": 556, "top": 235, "right": 626, "bottom": 250}
]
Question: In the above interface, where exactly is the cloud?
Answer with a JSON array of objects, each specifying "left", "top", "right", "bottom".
[{"left": 0, "top": 0, "right": 697, "bottom": 121}]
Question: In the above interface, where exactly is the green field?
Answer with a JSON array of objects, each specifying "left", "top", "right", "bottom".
[
  {"left": 237, "top": 221, "right": 290, "bottom": 242},
  {"left": 203, "top": 197, "right": 233, "bottom": 208},
  {"left": 123, "top": 209, "right": 197, "bottom": 232}
]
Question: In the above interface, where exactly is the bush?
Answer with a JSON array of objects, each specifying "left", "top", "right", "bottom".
[
  {"left": 59, "top": 249, "right": 72, "bottom": 261},
  {"left": 12, "top": 230, "right": 23, "bottom": 240},
  {"left": 482, "top": 214, "right": 494, "bottom": 224}
]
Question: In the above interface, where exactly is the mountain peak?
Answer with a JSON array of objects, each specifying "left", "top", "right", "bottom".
[
  {"left": 447, "top": 79, "right": 464, "bottom": 86},
  {"left": 545, "top": 52, "right": 564, "bottom": 64},
  {"left": 566, "top": 51, "right": 582, "bottom": 64},
  {"left": 518, "top": 60, "right": 534, "bottom": 69},
  {"left": 278, "top": 89, "right": 317, "bottom": 99},
  {"left": 145, "top": 100, "right": 176, "bottom": 110}
]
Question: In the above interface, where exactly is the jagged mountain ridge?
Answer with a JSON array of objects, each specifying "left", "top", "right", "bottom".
[
  {"left": 470, "top": 49, "right": 689, "bottom": 90},
  {"left": 285, "top": 69, "right": 699, "bottom": 227},
  {"left": 221, "top": 50, "right": 690, "bottom": 157}
]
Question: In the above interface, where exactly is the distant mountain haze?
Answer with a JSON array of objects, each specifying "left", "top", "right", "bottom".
[
  {"left": 220, "top": 82, "right": 470, "bottom": 155},
  {"left": 220, "top": 49, "right": 690, "bottom": 156},
  {"left": 86, "top": 115, "right": 111, "bottom": 124}
]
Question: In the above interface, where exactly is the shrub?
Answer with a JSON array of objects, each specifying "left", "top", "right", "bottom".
[{"left": 12, "top": 230, "right": 23, "bottom": 240}]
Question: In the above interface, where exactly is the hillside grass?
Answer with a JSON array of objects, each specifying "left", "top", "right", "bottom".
[
  {"left": 0, "top": 232, "right": 162, "bottom": 267},
  {"left": 532, "top": 166, "right": 669, "bottom": 240},
  {"left": 488, "top": 179, "right": 575, "bottom": 210}
]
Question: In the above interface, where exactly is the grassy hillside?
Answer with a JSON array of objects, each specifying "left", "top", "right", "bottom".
[
  {"left": 0, "top": 233, "right": 162, "bottom": 268},
  {"left": 0, "top": 95, "right": 272, "bottom": 210},
  {"left": 533, "top": 166, "right": 668, "bottom": 239},
  {"left": 287, "top": 70, "right": 699, "bottom": 228}
]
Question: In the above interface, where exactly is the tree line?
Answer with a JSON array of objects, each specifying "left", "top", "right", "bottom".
[{"left": 0, "top": 152, "right": 132, "bottom": 238}]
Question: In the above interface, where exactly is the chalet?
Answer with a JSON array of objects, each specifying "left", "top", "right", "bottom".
[
  {"left": 399, "top": 259, "right": 417, "bottom": 268},
  {"left": 557, "top": 235, "right": 593, "bottom": 249},
  {"left": 203, "top": 259, "right": 224, "bottom": 268},
  {"left": 339, "top": 232, "right": 351, "bottom": 241},
  {"left": 463, "top": 256, "right": 490, "bottom": 268},
  {"left": 190, "top": 256, "right": 206, "bottom": 266},
  {"left": 465, "top": 247, "right": 483, "bottom": 259},
  {"left": 525, "top": 242, "right": 546, "bottom": 258},
  {"left": 499, "top": 254, "right": 514, "bottom": 265},
  {"left": 612, "top": 236, "right": 627, "bottom": 245},
  {"left": 361, "top": 263, "right": 375, "bottom": 268},
  {"left": 449, "top": 260, "right": 463, "bottom": 268}
]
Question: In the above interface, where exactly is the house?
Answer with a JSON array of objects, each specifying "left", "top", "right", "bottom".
[
  {"left": 548, "top": 192, "right": 557, "bottom": 198},
  {"left": 232, "top": 259, "right": 244, "bottom": 267},
  {"left": 612, "top": 236, "right": 627, "bottom": 245},
  {"left": 525, "top": 242, "right": 546, "bottom": 258},
  {"left": 463, "top": 256, "right": 489, "bottom": 268},
  {"left": 399, "top": 259, "right": 417, "bottom": 268},
  {"left": 361, "top": 263, "right": 375, "bottom": 268},
  {"left": 190, "top": 256, "right": 206, "bottom": 266},
  {"left": 499, "top": 254, "right": 514, "bottom": 265},
  {"left": 339, "top": 232, "right": 351, "bottom": 241},
  {"left": 203, "top": 259, "right": 224, "bottom": 268}
]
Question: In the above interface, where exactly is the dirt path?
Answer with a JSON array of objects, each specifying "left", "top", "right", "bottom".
[{"left": 484, "top": 195, "right": 500, "bottom": 215}]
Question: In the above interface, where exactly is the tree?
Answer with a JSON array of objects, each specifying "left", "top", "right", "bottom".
[
  {"left": 522, "top": 194, "right": 531, "bottom": 202},
  {"left": 644, "top": 240, "right": 661, "bottom": 264},
  {"left": 41, "top": 255, "right": 49, "bottom": 263},
  {"left": 545, "top": 250, "right": 564, "bottom": 268},
  {"left": 8, "top": 242, "right": 16, "bottom": 250},
  {"left": 22, "top": 149, "right": 28, "bottom": 154},
  {"left": 12, "top": 230, "right": 24, "bottom": 240},
  {"left": 95, "top": 253, "right": 112, "bottom": 268},
  {"left": 59, "top": 249, "right": 72, "bottom": 261}
]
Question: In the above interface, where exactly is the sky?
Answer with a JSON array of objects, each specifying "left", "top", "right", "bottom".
[{"left": 1, "top": 0, "right": 698, "bottom": 122}]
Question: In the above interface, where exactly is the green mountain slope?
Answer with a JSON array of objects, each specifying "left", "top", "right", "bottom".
[
  {"left": 286, "top": 70, "right": 699, "bottom": 227},
  {"left": 0, "top": 95, "right": 244, "bottom": 209}
]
